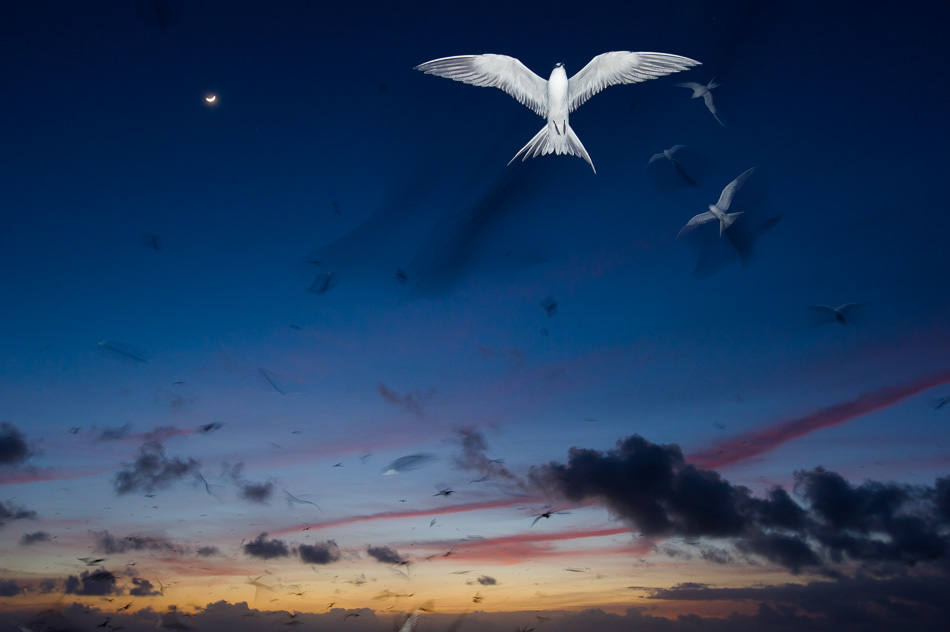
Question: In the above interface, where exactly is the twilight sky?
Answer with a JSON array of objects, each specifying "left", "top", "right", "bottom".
[{"left": 1, "top": 1, "right": 949, "bottom": 631}]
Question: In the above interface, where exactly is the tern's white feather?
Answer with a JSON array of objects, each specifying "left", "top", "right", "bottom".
[{"left": 417, "top": 52, "right": 700, "bottom": 172}]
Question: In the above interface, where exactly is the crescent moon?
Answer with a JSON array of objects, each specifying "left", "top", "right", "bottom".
[{"left": 205, "top": 94, "right": 217, "bottom": 103}]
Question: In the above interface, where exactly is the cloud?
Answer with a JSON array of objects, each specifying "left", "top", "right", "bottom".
[
  {"left": 238, "top": 481, "right": 274, "bottom": 503},
  {"left": 529, "top": 435, "right": 950, "bottom": 574},
  {"left": 243, "top": 533, "right": 289, "bottom": 560},
  {"left": 20, "top": 530, "right": 52, "bottom": 545},
  {"left": 794, "top": 468, "right": 949, "bottom": 567},
  {"left": 196, "top": 546, "right": 220, "bottom": 557},
  {"left": 0, "top": 579, "right": 23, "bottom": 596},
  {"left": 112, "top": 441, "right": 200, "bottom": 495},
  {"left": 93, "top": 423, "right": 133, "bottom": 442},
  {"left": 366, "top": 545, "right": 406, "bottom": 564},
  {"left": 376, "top": 382, "right": 432, "bottom": 417},
  {"left": 64, "top": 569, "right": 119, "bottom": 596},
  {"left": 297, "top": 540, "right": 341, "bottom": 565},
  {"left": 129, "top": 577, "right": 161, "bottom": 596},
  {"left": 37, "top": 578, "right": 58, "bottom": 593},
  {"left": 92, "top": 530, "right": 177, "bottom": 555},
  {"left": 226, "top": 463, "right": 274, "bottom": 504},
  {"left": 453, "top": 428, "right": 519, "bottom": 483},
  {"left": 645, "top": 573, "right": 950, "bottom": 625},
  {"left": 0, "top": 422, "right": 34, "bottom": 466},
  {"left": 689, "top": 369, "right": 950, "bottom": 469},
  {"left": 270, "top": 497, "right": 530, "bottom": 536},
  {"left": 0, "top": 500, "right": 37, "bottom": 526},
  {"left": 476, "top": 575, "right": 497, "bottom": 585}
]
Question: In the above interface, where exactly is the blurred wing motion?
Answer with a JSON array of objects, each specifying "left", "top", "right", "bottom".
[
  {"left": 806, "top": 303, "right": 870, "bottom": 326},
  {"left": 383, "top": 453, "right": 435, "bottom": 475}
]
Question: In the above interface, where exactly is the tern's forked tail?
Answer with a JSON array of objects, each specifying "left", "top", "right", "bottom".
[{"left": 508, "top": 123, "right": 596, "bottom": 173}]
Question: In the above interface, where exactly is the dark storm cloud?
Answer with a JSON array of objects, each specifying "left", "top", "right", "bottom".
[
  {"left": 93, "top": 530, "right": 176, "bottom": 555},
  {"left": 129, "top": 577, "right": 161, "bottom": 596},
  {"left": 453, "top": 428, "right": 518, "bottom": 482},
  {"left": 93, "top": 423, "right": 132, "bottom": 442},
  {"left": 645, "top": 573, "right": 950, "bottom": 623},
  {"left": 0, "top": 422, "right": 34, "bottom": 465},
  {"left": 794, "top": 468, "right": 949, "bottom": 566},
  {"left": 530, "top": 435, "right": 751, "bottom": 537},
  {"left": 936, "top": 476, "right": 950, "bottom": 520},
  {"left": 112, "top": 441, "right": 200, "bottom": 495},
  {"left": 226, "top": 463, "right": 274, "bottom": 503},
  {"left": 376, "top": 382, "right": 431, "bottom": 417},
  {"left": 65, "top": 569, "right": 119, "bottom": 596},
  {"left": 530, "top": 435, "right": 950, "bottom": 573},
  {"left": 0, "top": 500, "right": 37, "bottom": 526},
  {"left": 0, "top": 579, "right": 24, "bottom": 596},
  {"left": 297, "top": 540, "right": 341, "bottom": 565},
  {"left": 366, "top": 545, "right": 406, "bottom": 564},
  {"left": 20, "top": 530, "right": 52, "bottom": 545},
  {"left": 243, "top": 533, "right": 289, "bottom": 560}
]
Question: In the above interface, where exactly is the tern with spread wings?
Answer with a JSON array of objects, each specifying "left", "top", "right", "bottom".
[
  {"left": 678, "top": 167, "right": 755, "bottom": 238},
  {"left": 677, "top": 78, "right": 725, "bottom": 126},
  {"left": 416, "top": 52, "right": 700, "bottom": 172}
]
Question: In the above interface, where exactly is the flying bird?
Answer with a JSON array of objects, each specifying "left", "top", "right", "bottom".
[
  {"left": 416, "top": 51, "right": 701, "bottom": 172},
  {"left": 382, "top": 453, "right": 435, "bottom": 475},
  {"left": 648, "top": 145, "right": 698, "bottom": 187},
  {"left": 283, "top": 489, "right": 321, "bottom": 510},
  {"left": 806, "top": 303, "right": 870, "bottom": 326},
  {"left": 676, "top": 79, "right": 725, "bottom": 126},
  {"left": 678, "top": 167, "right": 755, "bottom": 238},
  {"left": 531, "top": 509, "right": 571, "bottom": 526}
]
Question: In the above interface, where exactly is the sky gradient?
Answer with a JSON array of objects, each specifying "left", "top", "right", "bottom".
[{"left": 1, "top": 1, "right": 949, "bottom": 631}]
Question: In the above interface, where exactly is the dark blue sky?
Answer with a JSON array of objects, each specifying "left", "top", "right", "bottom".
[{"left": 1, "top": 1, "right": 949, "bottom": 631}]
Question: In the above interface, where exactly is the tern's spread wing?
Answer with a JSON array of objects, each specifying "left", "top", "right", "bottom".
[
  {"left": 415, "top": 54, "right": 549, "bottom": 117},
  {"left": 568, "top": 52, "right": 700, "bottom": 112},
  {"left": 716, "top": 167, "right": 755, "bottom": 210},
  {"left": 677, "top": 211, "right": 716, "bottom": 237}
]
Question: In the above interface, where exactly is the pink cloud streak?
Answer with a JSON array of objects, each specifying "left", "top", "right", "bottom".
[
  {"left": 270, "top": 497, "right": 542, "bottom": 536},
  {"left": 689, "top": 369, "right": 950, "bottom": 469}
]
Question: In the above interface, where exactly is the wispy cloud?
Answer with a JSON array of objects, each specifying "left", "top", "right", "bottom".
[
  {"left": 689, "top": 369, "right": 950, "bottom": 469},
  {"left": 0, "top": 500, "right": 37, "bottom": 526},
  {"left": 376, "top": 382, "right": 433, "bottom": 417},
  {"left": 366, "top": 545, "right": 406, "bottom": 564},
  {"left": 20, "top": 530, "right": 52, "bottom": 545},
  {"left": 272, "top": 497, "right": 536, "bottom": 536}
]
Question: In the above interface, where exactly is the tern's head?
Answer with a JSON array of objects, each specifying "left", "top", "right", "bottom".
[{"left": 555, "top": 62, "right": 564, "bottom": 68}]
